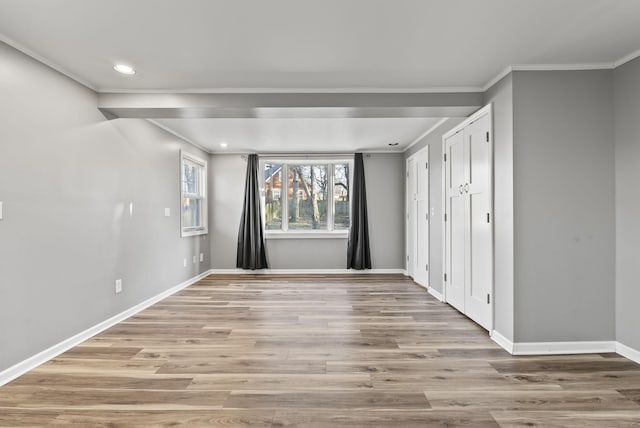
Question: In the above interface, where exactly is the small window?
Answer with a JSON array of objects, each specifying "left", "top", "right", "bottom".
[{"left": 181, "top": 151, "right": 208, "bottom": 237}]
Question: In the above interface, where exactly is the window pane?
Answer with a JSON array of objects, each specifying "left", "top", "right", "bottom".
[
  {"left": 182, "top": 197, "right": 202, "bottom": 229},
  {"left": 264, "top": 163, "right": 283, "bottom": 230},
  {"left": 182, "top": 160, "right": 200, "bottom": 195},
  {"left": 334, "top": 163, "right": 350, "bottom": 230},
  {"left": 288, "top": 164, "right": 328, "bottom": 230}
]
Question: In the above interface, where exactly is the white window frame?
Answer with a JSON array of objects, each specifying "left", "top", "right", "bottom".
[
  {"left": 180, "top": 150, "right": 208, "bottom": 237},
  {"left": 260, "top": 157, "right": 353, "bottom": 239}
]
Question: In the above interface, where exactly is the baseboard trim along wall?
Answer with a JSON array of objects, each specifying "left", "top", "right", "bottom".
[
  {"left": 616, "top": 342, "right": 640, "bottom": 365},
  {"left": 0, "top": 269, "right": 213, "bottom": 388},
  {"left": 490, "top": 330, "right": 515, "bottom": 354},
  {"left": 490, "top": 331, "right": 640, "bottom": 363},
  {"left": 210, "top": 268, "right": 406, "bottom": 275}
]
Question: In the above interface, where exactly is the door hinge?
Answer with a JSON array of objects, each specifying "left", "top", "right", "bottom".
[
  {"left": 444, "top": 273, "right": 447, "bottom": 282},
  {"left": 444, "top": 213, "right": 447, "bottom": 222},
  {"left": 443, "top": 153, "right": 447, "bottom": 162},
  {"left": 487, "top": 294, "right": 491, "bottom": 304},
  {"left": 426, "top": 264, "right": 429, "bottom": 271},
  {"left": 406, "top": 255, "right": 409, "bottom": 261},
  {"left": 425, "top": 161, "right": 429, "bottom": 169},
  {"left": 487, "top": 212, "right": 490, "bottom": 223},
  {"left": 486, "top": 131, "right": 490, "bottom": 142},
  {"left": 426, "top": 213, "right": 429, "bottom": 221}
]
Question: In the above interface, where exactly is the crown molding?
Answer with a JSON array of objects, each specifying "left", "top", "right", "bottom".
[
  {"left": 614, "top": 47, "right": 640, "bottom": 68},
  {"left": 0, "top": 33, "right": 97, "bottom": 92},
  {"left": 146, "top": 119, "right": 213, "bottom": 154},
  {"left": 404, "top": 117, "right": 450, "bottom": 152}
]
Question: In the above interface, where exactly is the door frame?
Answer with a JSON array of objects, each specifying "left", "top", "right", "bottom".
[
  {"left": 405, "top": 146, "right": 429, "bottom": 286},
  {"left": 441, "top": 103, "right": 494, "bottom": 331}
]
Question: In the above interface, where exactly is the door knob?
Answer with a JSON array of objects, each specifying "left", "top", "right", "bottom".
[
  {"left": 459, "top": 185, "right": 463, "bottom": 195},
  {"left": 464, "top": 183, "right": 469, "bottom": 193}
]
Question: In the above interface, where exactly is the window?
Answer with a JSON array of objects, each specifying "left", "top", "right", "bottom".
[
  {"left": 181, "top": 150, "right": 208, "bottom": 237},
  {"left": 261, "top": 159, "right": 352, "bottom": 234}
]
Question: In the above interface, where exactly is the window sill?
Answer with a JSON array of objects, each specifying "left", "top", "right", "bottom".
[{"left": 265, "top": 231, "right": 349, "bottom": 240}]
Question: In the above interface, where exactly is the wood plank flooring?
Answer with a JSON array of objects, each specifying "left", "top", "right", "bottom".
[{"left": 1, "top": 274, "right": 639, "bottom": 427}]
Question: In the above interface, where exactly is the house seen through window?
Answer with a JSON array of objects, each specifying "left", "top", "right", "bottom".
[{"left": 262, "top": 160, "right": 351, "bottom": 233}]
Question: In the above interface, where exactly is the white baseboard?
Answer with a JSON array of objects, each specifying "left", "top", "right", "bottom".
[
  {"left": 490, "top": 333, "right": 619, "bottom": 356},
  {"left": 427, "top": 286, "right": 444, "bottom": 302},
  {"left": 210, "top": 268, "right": 406, "bottom": 275},
  {"left": 616, "top": 341, "right": 640, "bottom": 364},
  {"left": 512, "top": 340, "right": 616, "bottom": 355},
  {"left": 0, "top": 269, "right": 213, "bottom": 388},
  {"left": 491, "top": 330, "right": 515, "bottom": 354}
]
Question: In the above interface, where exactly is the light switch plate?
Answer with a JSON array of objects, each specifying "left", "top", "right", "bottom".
[
  {"left": 164, "top": 208, "right": 170, "bottom": 217},
  {"left": 115, "top": 279, "right": 122, "bottom": 294}
]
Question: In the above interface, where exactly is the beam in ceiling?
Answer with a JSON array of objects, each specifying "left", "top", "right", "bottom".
[{"left": 97, "top": 92, "right": 483, "bottom": 119}]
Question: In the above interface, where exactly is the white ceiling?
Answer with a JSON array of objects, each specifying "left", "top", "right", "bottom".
[
  {"left": 1, "top": 0, "right": 639, "bottom": 153},
  {"left": 153, "top": 117, "right": 444, "bottom": 153}
]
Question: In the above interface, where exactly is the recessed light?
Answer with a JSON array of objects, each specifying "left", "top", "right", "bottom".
[
  {"left": 113, "top": 63, "right": 136, "bottom": 75},
  {"left": 388, "top": 142, "right": 399, "bottom": 146},
  {"left": 219, "top": 142, "right": 228, "bottom": 148}
]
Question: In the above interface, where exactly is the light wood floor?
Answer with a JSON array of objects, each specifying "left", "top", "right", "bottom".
[{"left": 1, "top": 275, "right": 639, "bottom": 427}]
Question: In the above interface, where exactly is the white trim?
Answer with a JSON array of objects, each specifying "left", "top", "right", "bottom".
[
  {"left": 147, "top": 120, "right": 213, "bottom": 154},
  {"left": 427, "top": 286, "right": 444, "bottom": 302},
  {"left": 482, "top": 66, "right": 513, "bottom": 92},
  {"left": 511, "top": 63, "right": 613, "bottom": 71},
  {"left": 404, "top": 118, "right": 450, "bottom": 152},
  {"left": 512, "top": 341, "right": 616, "bottom": 355},
  {"left": 614, "top": 47, "right": 640, "bottom": 68},
  {"left": 209, "top": 268, "right": 405, "bottom": 275},
  {"left": 0, "top": 33, "right": 98, "bottom": 91},
  {"left": 0, "top": 269, "right": 213, "bottom": 388},
  {"left": 265, "top": 231, "right": 348, "bottom": 239},
  {"left": 616, "top": 342, "right": 640, "bottom": 365},
  {"left": 490, "top": 330, "right": 514, "bottom": 354}
]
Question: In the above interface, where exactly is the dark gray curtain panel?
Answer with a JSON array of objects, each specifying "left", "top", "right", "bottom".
[
  {"left": 347, "top": 152, "right": 372, "bottom": 270},
  {"left": 237, "top": 154, "right": 269, "bottom": 269}
]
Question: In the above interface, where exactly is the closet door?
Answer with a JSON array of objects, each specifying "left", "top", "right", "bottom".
[
  {"left": 443, "top": 104, "right": 493, "bottom": 331},
  {"left": 415, "top": 149, "right": 429, "bottom": 287},
  {"left": 444, "top": 130, "right": 466, "bottom": 313},
  {"left": 464, "top": 114, "right": 492, "bottom": 330},
  {"left": 406, "top": 157, "right": 418, "bottom": 278}
]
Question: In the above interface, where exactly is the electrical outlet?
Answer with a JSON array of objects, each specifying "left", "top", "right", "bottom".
[
  {"left": 200, "top": 253, "right": 204, "bottom": 262},
  {"left": 0, "top": 201, "right": 3, "bottom": 220},
  {"left": 115, "top": 279, "right": 122, "bottom": 294},
  {"left": 192, "top": 255, "right": 197, "bottom": 264},
  {"left": 183, "top": 258, "right": 187, "bottom": 267},
  {"left": 164, "top": 207, "right": 170, "bottom": 217}
]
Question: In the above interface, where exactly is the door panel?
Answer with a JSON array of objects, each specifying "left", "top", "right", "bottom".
[
  {"left": 445, "top": 131, "right": 465, "bottom": 312},
  {"left": 415, "top": 150, "right": 429, "bottom": 287},
  {"left": 444, "top": 107, "right": 493, "bottom": 331},
  {"left": 464, "top": 115, "right": 492, "bottom": 329}
]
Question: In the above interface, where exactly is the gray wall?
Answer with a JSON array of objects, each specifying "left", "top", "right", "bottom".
[
  {"left": 404, "top": 118, "right": 463, "bottom": 294},
  {"left": 209, "top": 153, "right": 405, "bottom": 270},
  {"left": 511, "top": 70, "right": 615, "bottom": 342},
  {"left": 0, "top": 41, "right": 211, "bottom": 372},
  {"left": 483, "top": 75, "right": 515, "bottom": 341},
  {"left": 614, "top": 56, "right": 640, "bottom": 351}
]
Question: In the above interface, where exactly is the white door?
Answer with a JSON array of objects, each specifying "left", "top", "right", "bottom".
[
  {"left": 464, "top": 114, "right": 492, "bottom": 330},
  {"left": 444, "top": 130, "right": 466, "bottom": 313},
  {"left": 414, "top": 149, "right": 429, "bottom": 287},
  {"left": 406, "top": 157, "right": 417, "bottom": 277},
  {"left": 443, "top": 105, "right": 493, "bottom": 330}
]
